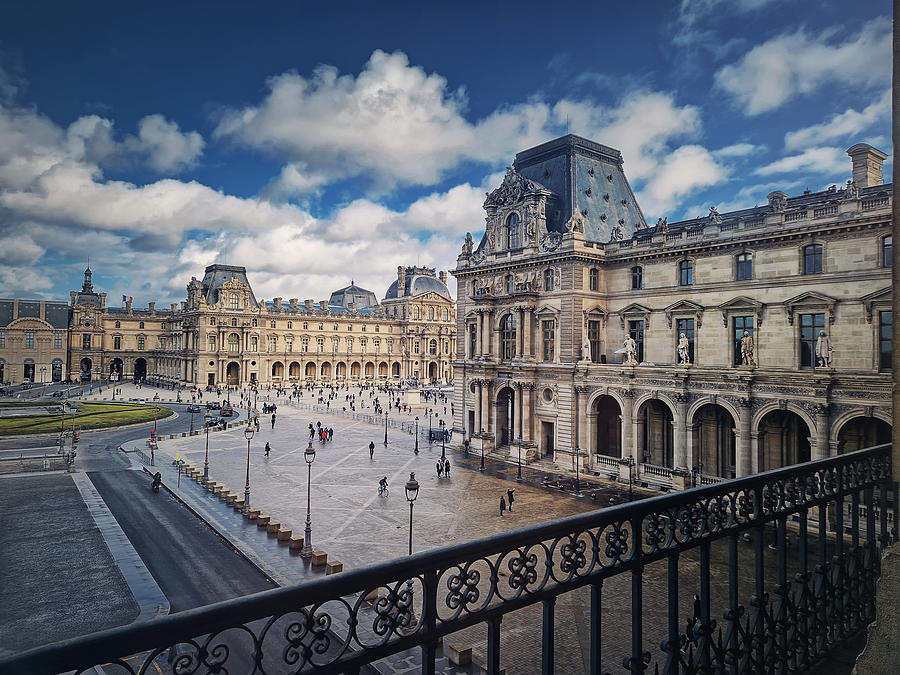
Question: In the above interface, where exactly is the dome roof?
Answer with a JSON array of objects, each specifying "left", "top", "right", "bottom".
[
  {"left": 385, "top": 272, "right": 451, "bottom": 300},
  {"left": 329, "top": 281, "right": 378, "bottom": 309}
]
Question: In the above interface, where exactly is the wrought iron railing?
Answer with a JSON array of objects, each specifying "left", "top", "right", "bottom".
[{"left": 2, "top": 445, "right": 892, "bottom": 674}]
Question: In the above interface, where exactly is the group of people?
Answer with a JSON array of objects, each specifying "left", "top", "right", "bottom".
[
  {"left": 435, "top": 457, "right": 451, "bottom": 478},
  {"left": 499, "top": 487, "right": 515, "bottom": 516},
  {"left": 310, "top": 422, "right": 334, "bottom": 442}
]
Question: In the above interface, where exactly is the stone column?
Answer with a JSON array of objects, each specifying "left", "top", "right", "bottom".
[
  {"left": 476, "top": 312, "right": 484, "bottom": 357},
  {"left": 673, "top": 393, "right": 689, "bottom": 469},
  {"left": 474, "top": 379, "right": 483, "bottom": 433},
  {"left": 736, "top": 399, "right": 753, "bottom": 477},
  {"left": 522, "top": 384, "right": 533, "bottom": 444},
  {"left": 813, "top": 404, "right": 830, "bottom": 460},
  {"left": 481, "top": 379, "right": 492, "bottom": 439},
  {"left": 517, "top": 308, "right": 524, "bottom": 356},
  {"left": 686, "top": 424, "right": 696, "bottom": 471},
  {"left": 621, "top": 389, "right": 635, "bottom": 462},
  {"left": 524, "top": 309, "right": 533, "bottom": 357}
]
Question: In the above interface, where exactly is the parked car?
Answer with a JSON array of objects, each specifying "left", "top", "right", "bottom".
[
  {"left": 51, "top": 391, "right": 65, "bottom": 397},
  {"left": 220, "top": 406, "right": 234, "bottom": 417},
  {"left": 206, "top": 402, "right": 221, "bottom": 410},
  {"left": 204, "top": 417, "right": 222, "bottom": 428},
  {"left": 186, "top": 404, "right": 201, "bottom": 413}
]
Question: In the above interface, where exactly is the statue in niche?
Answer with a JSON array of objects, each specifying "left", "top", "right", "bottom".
[
  {"left": 677, "top": 333, "right": 691, "bottom": 365},
  {"left": 623, "top": 336, "right": 638, "bottom": 366},
  {"left": 461, "top": 232, "right": 473, "bottom": 256},
  {"left": 815, "top": 330, "right": 833, "bottom": 367},
  {"left": 656, "top": 217, "right": 669, "bottom": 233},
  {"left": 581, "top": 334, "right": 592, "bottom": 362},
  {"left": 740, "top": 330, "right": 756, "bottom": 368}
]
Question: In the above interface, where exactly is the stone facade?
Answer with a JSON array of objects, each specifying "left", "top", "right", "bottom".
[
  {"left": 0, "top": 299, "right": 70, "bottom": 384},
  {"left": 65, "top": 264, "right": 456, "bottom": 387},
  {"left": 451, "top": 135, "right": 892, "bottom": 488}
]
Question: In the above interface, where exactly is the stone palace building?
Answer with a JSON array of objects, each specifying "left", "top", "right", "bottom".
[
  {"left": 451, "top": 135, "right": 892, "bottom": 487},
  {"left": 1, "top": 264, "right": 456, "bottom": 388}
]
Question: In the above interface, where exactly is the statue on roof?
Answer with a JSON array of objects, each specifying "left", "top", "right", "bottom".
[
  {"left": 767, "top": 191, "right": 787, "bottom": 213},
  {"left": 708, "top": 206, "right": 722, "bottom": 225},
  {"left": 843, "top": 180, "right": 860, "bottom": 201},
  {"left": 656, "top": 217, "right": 669, "bottom": 234},
  {"left": 461, "top": 232, "right": 473, "bottom": 256},
  {"left": 609, "top": 223, "right": 624, "bottom": 242},
  {"left": 564, "top": 211, "right": 585, "bottom": 234}
]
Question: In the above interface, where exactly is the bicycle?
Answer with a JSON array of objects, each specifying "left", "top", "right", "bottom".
[{"left": 378, "top": 485, "right": 389, "bottom": 498}]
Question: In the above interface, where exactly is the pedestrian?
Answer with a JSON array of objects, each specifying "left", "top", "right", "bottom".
[
  {"left": 444, "top": 457, "right": 451, "bottom": 478},
  {"left": 507, "top": 488, "right": 515, "bottom": 512},
  {"left": 369, "top": 441, "right": 375, "bottom": 459},
  {"left": 436, "top": 460, "right": 443, "bottom": 478},
  {"left": 463, "top": 439, "right": 470, "bottom": 455},
  {"left": 255, "top": 418, "right": 260, "bottom": 432},
  {"left": 500, "top": 496, "right": 506, "bottom": 517},
  {"left": 271, "top": 413, "right": 276, "bottom": 429},
  {"left": 265, "top": 442, "right": 270, "bottom": 458}
]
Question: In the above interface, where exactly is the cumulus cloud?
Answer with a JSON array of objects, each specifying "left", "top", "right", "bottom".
[
  {"left": 636, "top": 145, "right": 727, "bottom": 216},
  {"left": 754, "top": 147, "right": 847, "bottom": 176},
  {"left": 784, "top": 89, "right": 891, "bottom": 151},
  {"left": 126, "top": 114, "right": 205, "bottom": 172},
  {"left": 715, "top": 18, "right": 891, "bottom": 115}
]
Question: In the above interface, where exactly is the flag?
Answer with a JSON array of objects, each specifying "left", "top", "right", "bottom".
[
  {"left": 122, "top": 295, "right": 127, "bottom": 302},
  {"left": 129, "top": 296, "right": 133, "bottom": 303}
]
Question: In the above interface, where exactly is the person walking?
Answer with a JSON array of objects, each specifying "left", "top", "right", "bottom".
[
  {"left": 271, "top": 413, "right": 276, "bottom": 429},
  {"left": 506, "top": 488, "right": 515, "bottom": 512},
  {"left": 369, "top": 441, "right": 375, "bottom": 459},
  {"left": 436, "top": 460, "right": 443, "bottom": 478},
  {"left": 444, "top": 458, "right": 451, "bottom": 478},
  {"left": 264, "top": 442, "right": 271, "bottom": 458},
  {"left": 499, "top": 495, "right": 506, "bottom": 517}
]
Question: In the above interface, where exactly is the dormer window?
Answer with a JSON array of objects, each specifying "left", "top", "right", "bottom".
[
  {"left": 506, "top": 213, "right": 521, "bottom": 249},
  {"left": 230, "top": 294, "right": 239, "bottom": 310},
  {"left": 139, "top": 321, "right": 144, "bottom": 329}
]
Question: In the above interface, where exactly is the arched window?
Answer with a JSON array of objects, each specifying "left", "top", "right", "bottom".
[
  {"left": 631, "top": 266, "right": 643, "bottom": 290},
  {"left": 413, "top": 306, "right": 420, "bottom": 319},
  {"left": 803, "top": 244, "right": 822, "bottom": 275},
  {"left": 501, "top": 314, "right": 517, "bottom": 360},
  {"left": 231, "top": 318, "right": 237, "bottom": 327},
  {"left": 115, "top": 321, "right": 121, "bottom": 328},
  {"left": 230, "top": 294, "right": 239, "bottom": 310},
  {"left": 429, "top": 339, "right": 437, "bottom": 355},
  {"left": 736, "top": 252, "right": 753, "bottom": 280},
  {"left": 228, "top": 333, "right": 240, "bottom": 352},
  {"left": 208, "top": 335, "right": 216, "bottom": 351},
  {"left": 250, "top": 336, "right": 258, "bottom": 351},
  {"left": 506, "top": 275, "right": 514, "bottom": 294},
  {"left": 679, "top": 260, "right": 694, "bottom": 286},
  {"left": 544, "top": 268, "right": 555, "bottom": 291},
  {"left": 506, "top": 213, "right": 520, "bottom": 249},
  {"left": 270, "top": 320, "right": 276, "bottom": 328},
  {"left": 139, "top": 321, "right": 145, "bottom": 329},
  {"left": 429, "top": 306, "right": 435, "bottom": 320},
  {"left": 442, "top": 308, "right": 448, "bottom": 321},
  {"left": 287, "top": 321, "right": 292, "bottom": 329}
]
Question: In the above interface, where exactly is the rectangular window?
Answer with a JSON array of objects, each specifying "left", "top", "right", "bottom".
[
  {"left": 804, "top": 245, "right": 823, "bottom": 275},
  {"left": 302, "top": 338, "right": 309, "bottom": 352},
  {"left": 736, "top": 253, "right": 752, "bottom": 280},
  {"left": 588, "top": 320, "right": 602, "bottom": 363},
  {"left": 286, "top": 338, "right": 293, "bottom": 352},
  {"left": 317, "top": 338, "right": 324, "bottom": 352},
  {"left": 114, "top": 336, "right": 122, "bottom": 350},
  {"left": 414, "top": 341, "right": 420, "bottom": 354},
  {"left": 54, "top": 333, "right": 63, "bottom": 349},
  {"left": 210, "top": 317, "right": 215, "bottom": 325},
  {"left": 79, "top": 333, "right": 88, "bottom": 350},
  {"left": 879, "top": 311, "right": 892, "bottom": 371},
  {"left": 628, "top": 320, "right": 644, "bottom": 363},
  {"left": 208, "top": 336, "right": 216, "bottom": 351},
  {"left": 269, "top": 337, "right": 277, "bottom": 352},
  {"left": 799, "top": 313, "right": 825, "bottom": 367},
  {"left": 250, "top": 336, "right": 258, "bottom": 351},
  {"left": 679, "top": 260, "right": 693, "bottom": 286},
  {"left": 676, "top": 318, "right": 695, "bottom": 363},
  {"left": 589, "top": 268, "right": 599, "bottom": 291},
  {"left": 542, "top": 320, "right": 555, "bottom": 361},
  {"left": 137, "top": 336, "right": 145, "bottom": 350},
  {"left": 733, "top": 316, "right": 754, "bottom": 366},
  {"left": 0, "top": 331, "right": 5, "bottom": 348},
  {"left": 159, "top": 337, "right": 166, "bottom": 349},
  {"left": 468, "top": 323, "right": 477, "bottom": 358},
  {"left": 883, "top": 236, "right": 892, "bottom": 268},
  {"left": 631, "top": 266, "right": 642, "bottom": 290}
]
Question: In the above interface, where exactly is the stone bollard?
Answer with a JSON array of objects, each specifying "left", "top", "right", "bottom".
[
  {"left": 311, "top": 551, "right": 327, "bottom": 567},
  {"left": 325, "top": 561, "right": 343, "bottom": 575},
  {"left": 289, "top": 536, "right": 304, "bottom": 550}
]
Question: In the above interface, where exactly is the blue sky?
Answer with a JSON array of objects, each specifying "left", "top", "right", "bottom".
[{"left": 0, "top": 0, "right": 892, "bottom": 305}]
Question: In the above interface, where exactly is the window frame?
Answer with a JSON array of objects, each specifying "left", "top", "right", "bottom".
[
  {"left": 589, "top": 268, "right": 599, "bottom": 291},
  {"left": 799, "top": 312, "right": 825, "bottom": 368},
  {"left": 541, "top": 319, "right": 555, "bottom": 362},
  {"left": 506, "top": 212, "right": 521, "bottom": 249},
  {"left": 501, "top": 314, "right": 517, "bottom": 360},
  {"left": 631, "top": 266, "right": 643, "bottom": 290},
  {"left": 803, "top": 244, "right": 823, "bottom": 275},
  {"left": 544, "top": 268, "right": 555, "bottom": 291},
  {"left": 679, "top": 259, "right": 694, "bottom": 286},
  {"left": 628, "top": 320, "right": 645, "bottom": 363},
  {"left": 882, "top": 235, "right": 892, "bottom": 268},
  {"left": 675, "top": 317, "right": 695, "bottom": 364},
  {"left": 736, "top": 252, "right": 753, "bottom": 281},
  {"left": 878, "top": 310, "right": 892, "bottom": 371},
  {"left": 732, "top": 316, "right": 754, "bottom": 367}
]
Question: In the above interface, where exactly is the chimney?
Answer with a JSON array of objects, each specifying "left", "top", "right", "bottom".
[
  {"left": 181, "top": 301, "right": 187, "bottom": 311},
  {"left": 125, "top": 299, "right": 132, "bottom": 314},
  {"left": 320, "top": 300, "right": 329, "bottom": 311},
  {"left": 171, "top": 303, "right": 178, "bottom": 313},
  {"left": 847, "top": 143, "right": 887, "bottom": 188},
  {"left": 305, "top": 299, "right": 314, "bottom": 310},
  {"left": 273, "top": 297, "right": 282, "bottom": 311},
  {"left": 397, "top": 266, "right": 406, "bottom": 297},
  {"left": 70, "top": 291, "right": 77, "bottom": 304},
  {"left": 289, "top": 298, "right": 298, "bottom": 310},
  {"left": 99, "top": 292, "right": 107, "bottom": 309},
  {"left": 439, "top": 271, "right": 447, "bottom": 285},
  {"left": 148, "top": 301, "right": 155, "bottom": 315}
]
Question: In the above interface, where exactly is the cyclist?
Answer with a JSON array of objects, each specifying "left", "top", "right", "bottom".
[{"left": 378, "top": 476, "right": 389, "bottom": 495}]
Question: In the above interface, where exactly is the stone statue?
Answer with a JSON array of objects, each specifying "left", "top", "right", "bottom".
[
  {"left": 843, "top": 180, "right": 860, "bottom": 201},
  {"left": 462, "top": 232, "right": 473, "bottom": 256},
  {"left": 656, "top": 217, "right": 669, "bottom": 234},
  {"left": 677, "top": 333, "right": 691, "bottom": 365},
  {"left": 565, "top": 211, "right": 585, "bottom": 234},
  {"left": 609, "top": 224, "right": 624, "bottom": 242},
  {"left": 815, "top": 330, "right": 833, "bottom": 367},
  {"left": 708, "top": 206, "right": 722, "bottom": 225},
  {"left": 740, "top": 331, "right": 756, "bottom": 367},
  {"left": 581, "top": 334, "right": 592, "bottom": 362},
  {"left": 767, "top": 191, "right": 787, "bottom": 213},
  {"left": 623, "top": 336, "right": 638, "bottom": 366}
]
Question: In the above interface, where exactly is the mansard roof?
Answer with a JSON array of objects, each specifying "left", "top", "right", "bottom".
[{"left": 200, "top": 264, "right": 258, "bottom": 308}]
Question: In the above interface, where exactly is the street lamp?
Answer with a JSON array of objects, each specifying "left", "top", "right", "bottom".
[
  {"left": 203, "top": 423, "right": 210, "bottom": 485},
  {"left": 428, "top": 413, "right": 432, "bottom": 442},
  {"left": 516, "top": 436, "right": 523, "bottom": 482},
  {"left": 480, "top": 427, "right": 485, "bottom": 472},
  {"left": 384, "top": 410, "right": 389, "bottom": 446},
  {"left": 243, "top": 422, "right": 254, "bottom": 512},
  {"left": 302, "top": 440, "right": 316, "bottom": 557},
  {"left": 627, "top": 456, "right": 635, "bottom": 502},
  {"left": 439, "top": 420, "right": 446, "bottom": 460},
  {"left": 414, "top": 416, "right": 419, "bottom": 454},
  {"left": 404, "top": 471, "right": 420, "bottom": 628},
  {"left": 189, "top": 407, "right": 195, "bottom": 434},
  {"left": 574, "top": 445, "right": 581, "bottom": 496}
]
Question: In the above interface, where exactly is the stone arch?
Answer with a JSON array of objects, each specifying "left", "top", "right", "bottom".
[
  {"left": 686, "top": 396, "right": 741, "bottom": 427},
  {"left": 378, "top": 361, "right": 388, "bottom": 377},
  {"left": 271, "top": 361, "right": 284, "bottom": 379},
  {"left": 634, "top": 395, "right": 675, "bottom": 467},
  {"left": 691, "top": 403, "right": 737, "bottom": 478},
  {"left": 391, "top": 362, "right": 401, "bottom": 377},
  {"left": 350, "top": 361, "right": 361, "bottom": 378},
  {"left": 829, "top": 408, "right": 893, "bottom": 444},
  {"left": 321, "top": 362, "right": 332, "bottom": 378},
  {"left": 495, "top": 385, "right": 516, "bottom": 447},
  {"left": 226, "top": 362, "right": 240, "bottom": 385},
  {"left": 364, "top": 361, "right": 375, "bottom": 378},
  {"left": 305, "top": 362, "right": 316, "bottom": 378},
  {"left": 428, "top": 362, "right": 438, "bottom": 379},
  {"left": 632, "top": 391, "right": 677, "bottom": 419},
  {"left": 133, "top": 358, "right": 147, "bottom": 382},
  {"left": 751, "top": 401, "right": 817, "bottom": 438},
  {"left": 589, "top": 394, "right": 622, "bottom": 458},
  {"left": 757, "top": 408, "right": 811, "bottom": 470},
  {"left": 834, "top": 416, "right": 892, "bottom": 454},
  {"left": 336, "top": 361, "right": 346, "bottom": 379},
  {"left": 289, "top": 361, "right": 301, "bottom": 378}
]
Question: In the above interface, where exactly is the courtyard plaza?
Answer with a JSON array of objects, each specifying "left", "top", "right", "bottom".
[{"left": 136, "top": 386, "right": 859, "bottom": 674}]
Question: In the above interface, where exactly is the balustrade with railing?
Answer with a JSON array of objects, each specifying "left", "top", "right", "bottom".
[{"left": 1, "top": 444, "right": 892, "bottom": 675}]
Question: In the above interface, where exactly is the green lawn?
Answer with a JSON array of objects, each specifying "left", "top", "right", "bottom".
[{"left": 0, "top": 402, "right": 174, "bottom": 436}]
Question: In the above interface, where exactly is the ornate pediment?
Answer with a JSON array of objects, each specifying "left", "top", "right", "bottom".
[
  {"left": 484, "top": 167, "right": 550, "bottom": 208},
  {"left": 861, "top": 287, "right": 892, "bottom": 323},
  {"left": 216, "top": 277, "right": 251, "bottom": 309},
  {"left": 8, "top": 317, "right": 53, "bottom": 330},
  {"left": 664, "top": 300, "right": 704, "bottom": 329},
  {"left": 783, "top": 291, "right": 837, "bottom": 326},
  {"left": 617, "top": 303, "right": 652, "bottom": 330},
  {"left": 717, "top": 296, "right": 765, "bottom": 327}
]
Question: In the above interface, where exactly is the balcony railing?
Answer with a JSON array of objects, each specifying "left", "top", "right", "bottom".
[{"left": 1, "top": 445, "right": 892, "bottom": 675}]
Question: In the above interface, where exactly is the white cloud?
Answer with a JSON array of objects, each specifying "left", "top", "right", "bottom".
[
  {"left": 714, "top": 142, "right": 763, "bottom": 158},
  {"left": 715, "top": 18, "right": 891, "bottom": 115},
  {"left": 127, "top": 114, "right": 205, "bottom": 172},
  {"left": 754, "top": 147, "right": 847, "bottom": 176},
  {"left": 784, "top": 89, "right": 891, "bottom": 151},
  {"left": 636, "top": 145, "right": 728, "bottom": 216}
]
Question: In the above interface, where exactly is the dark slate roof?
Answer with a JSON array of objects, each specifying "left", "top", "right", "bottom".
[
  {"left": 513, "top": 134, "right": 647, "bottom": 243},
  {"left": 384, "top": 267, "right": 451, "bottom": 300},
  {"left": 0, "top": 300, "right": 70, "bottom": 328},
  {"left": 329, "top": 282, "right": 378, "bottom": 309},
  {"left": 201, "top": 265, "right": 258, "bottom": 307}
]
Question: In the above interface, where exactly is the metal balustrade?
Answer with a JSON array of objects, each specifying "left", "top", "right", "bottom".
[{"left": 1, "top": 445, "right": 892, "bottom": 675}]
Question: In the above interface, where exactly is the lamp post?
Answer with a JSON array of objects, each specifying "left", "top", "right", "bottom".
[
  {"left": 404, "top": 471, "right": 419, "bottom": 627},
  {"left": 384, "top": 410, "right": 389, "bottom": 446},
  {"left": 302, "top": 440, "right": 316, "bottom": 557},
  {"left": 189, "top": 407, "right": 195, "bottom": 434},
  {"left": 414, "top": 416, "right": 419, "bottom": 454},
  {"left": 480, "top": 427, "right": 485, "bottom": 472},
  {"left": 627, "top": 456, "right": 635, "bottom": 502},
  {"left": 428, "top": 414, "right": 432, "bottom": 442},
  {"left": 574, "top": 445, "right": 581, "bottom": 496},
  {"left": 153, "top": 406, "right": 159, "bottom": 433},
  {"left": 203, "top": 424, "right": 210, "bottom": 485},
  {"left": 516, "top": 436, "right": 523, "bottom": 482},
  {"left": 439, "top": 420, "right": 446, "bottom": 459},
  {"left": 243, "top": 422, "right": 254, "bottom": 512}
]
